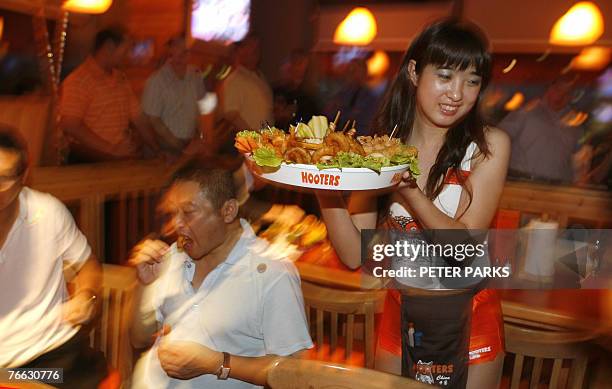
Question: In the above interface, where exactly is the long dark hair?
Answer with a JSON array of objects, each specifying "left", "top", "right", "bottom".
[{"left": 376, "top": 19, "right": 492, "bottom": 206}]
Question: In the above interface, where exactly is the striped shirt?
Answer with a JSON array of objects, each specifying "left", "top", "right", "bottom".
[
  {"left": 59, "top": 57, "right": 140, "bottom": 146},
  {"left": 141, "top": 64, "right": 205, "bottom": 140}
]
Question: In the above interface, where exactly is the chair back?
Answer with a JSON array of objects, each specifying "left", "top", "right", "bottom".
[
  {"left": 267, "top": 357, "right": 431, "bottom": 389},
  {"left": 504, "top": 323, "right": 594, "bottom": 389},
  {"left": 301, "top": 281, "right": 386, "bottom": 368},
  {"left": 91, "top": 264, "right": 138, "bottom": 385}
]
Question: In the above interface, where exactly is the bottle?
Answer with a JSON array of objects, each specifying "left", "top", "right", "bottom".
[{"left": 408, "top": 322, "right": 415, "bottom": 347}]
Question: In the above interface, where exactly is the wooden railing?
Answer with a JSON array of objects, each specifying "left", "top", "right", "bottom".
[
  {"left": 29, "top": 159, "right": 612, "bottom": 262},
  {"left": 498, "top": 180, "right": 612, "bottom": 228},
  {"left": 29, "top": 159, "right": 174, "bottom": 262}
]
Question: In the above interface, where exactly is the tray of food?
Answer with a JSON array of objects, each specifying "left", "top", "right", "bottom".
[{"left": 235, "top": 115, "right": 420, "bottom": 191}]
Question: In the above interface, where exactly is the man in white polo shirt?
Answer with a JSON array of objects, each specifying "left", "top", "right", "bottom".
[
  {"left": 130, "top": 164, "right": 312, "bottom": 389},
  {"left": 141, "top": 36, "right": 206, "bottom": 154},
  {"left": 0, "top": 127, "right": 106, "bottom": 388}
]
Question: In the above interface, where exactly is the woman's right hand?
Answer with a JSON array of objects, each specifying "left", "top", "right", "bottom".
[{"left": 129, "top": 239, "right": 170, "bottom": 285}]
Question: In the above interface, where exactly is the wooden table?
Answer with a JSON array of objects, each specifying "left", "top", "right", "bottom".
[
  {"left": 296, "top": 256, "right": 612, "bottom": 342},
  {"left": 500, "top": 289, "right": 612, "bottom": 351},
  {"left": 296, "top": 262, "right": 382, "bottom": 290}
]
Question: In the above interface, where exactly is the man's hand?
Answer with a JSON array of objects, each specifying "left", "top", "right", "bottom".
[
  {"left": 128, "top": 239, "right": 170, "bottom": 285},
  {"left": 158, "top": 340, "right": 223, "bottom": 380},
  {"left": 62, "top": 290, "right": 96, "bottom": 326},
  {"left": 397, "top": 171, "right": 420, "bottom": 199}
]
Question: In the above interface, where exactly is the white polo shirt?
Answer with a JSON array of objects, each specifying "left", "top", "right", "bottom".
[
  {"left": 0, "top": 187, "right": 91, "bottom": 367},
  {"left": 142, "top": 64, "right": 205, "bottom": 141},
  {"left": 132, "top": 219, "right": 313, "bottom": 389}
]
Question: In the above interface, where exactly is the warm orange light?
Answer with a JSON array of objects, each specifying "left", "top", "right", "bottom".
[
  {"left": 333, "top": 7, "right": 377, "bottom": 46},
  {"left": 504, "top": 92, "right": 525, "bottom": 111},
  {"left": 502, "top": 58, "right": 517, "bottom": 74},
  {"left": 367, "top": 50, "right": 389, "bottom": 78},
  {"left": 571, "top": 46, "right": 611, "bottom": 70},
  {"left": 564, "top": 111, "right": 589, "bottom": 126},
  {"left": 63, "top": 0, "right": 113, "bottom": 14},
  {"left": 0, "top": 17, "right": 4, "bottom": 41},
  {"left": 549, "top": 2, "right": 604, "bottom": 46}
]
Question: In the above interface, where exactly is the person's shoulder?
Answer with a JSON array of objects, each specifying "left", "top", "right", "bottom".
[
  {"left": 186, "top": 65, "right": 201, "bottom": 78},
  {"left": 145, "top": 67, "right": 164, "bottom": 84},
  {"left": 21, "top": 187, "right": 73, "bottom": 224},
  {"left": 23, "top": 187, "right": 65, "bottom": 209},
  {"left": 142, "top": 68, "right": 164, "bottom": 92},
  {"left": 62, "top": 63, "right": 92, "bottom": 88},
  {"left": 246, "top": 239, "right": 300, "bottom": 282},
  {"left": 484, "top": 126, "right": 511, "bottom": 151}
]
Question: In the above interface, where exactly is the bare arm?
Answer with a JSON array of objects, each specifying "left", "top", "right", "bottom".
[
  {"left": 72, "top": 254, "right": 102, "bottom": 299},
  {"left": 398, "top": 127, "right": 510, "bottom": 230},
  {"left": 60, "top": 115, "right": 132, "bottom": 159},
  {"left": 317, "top": 192, "right": 378, "bottom": 269},
  {"left": 158, "top": 342, "right": 305, "bottom": 386},
  {"left": 62, "top": 254, "right": 102, "bottom": 326}
]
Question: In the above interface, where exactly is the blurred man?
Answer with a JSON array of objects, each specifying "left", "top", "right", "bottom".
[
  {"left": 130, "top": 164, "right": 312, "bottom": 389},
  {"left": 499, "top": 75, "right": 583, "bottom": 183},
  {"left": 142, "top": 36, "right": 206, "bottom": 155},
  {"left": 218, "top": 35, "right": 273, "bottom": 136},
  {"left": 0, "top": 127, "right": 106, "bottom": 387},
  {"left": 273, "top": 49, "right": 319, "bottom": 128},
  {"left": 59, "top": 27, "right": 159, "bottom": 163},
  {"left": 323, "top": 58, "right": 379, "bottom": 136}
]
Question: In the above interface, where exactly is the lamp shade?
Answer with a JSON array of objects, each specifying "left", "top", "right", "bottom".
[
  {"left": 333, "top": 7, "right": 377, "bottom": 46},
  {"left": 549, "top": 1, "right": 604, "bottom": 46},
  {"left": 63, "top": 0, "right": 113, "bottom": 14}
]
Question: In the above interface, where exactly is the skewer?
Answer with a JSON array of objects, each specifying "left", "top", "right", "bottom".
[
  {"left": 351, "top": 120, "right": 356, "bottom": 130},
  {"left": 341, "top": 120, "right": 351, "bottom": 132},
  {"left": 389, "top": 124, "right": 398, "bottom": 139},
  {"left": 332, "top": 111, "right": 341, "bottom": 127}
]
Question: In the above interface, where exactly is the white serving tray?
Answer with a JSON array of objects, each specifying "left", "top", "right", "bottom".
[{"left": 245, "top": 156, "right": 408, "bottom": 191}]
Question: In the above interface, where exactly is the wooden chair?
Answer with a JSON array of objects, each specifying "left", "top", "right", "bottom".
[
  {"left": 90, "top": 264, "right": 138, "bottom": 388},
  {"left": 301, "top": 281, "right": 386, "bottom": 368},
  {"left": 266, "top": 357, "right": 431, "bottom": 389},
  {"left": 502, "top": 323, "right": 595, "bottom": 389}
]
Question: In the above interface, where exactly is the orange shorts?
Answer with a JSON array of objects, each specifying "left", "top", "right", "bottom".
[{"left": 378, "top": 289, "right": 504, "bottom": 365}]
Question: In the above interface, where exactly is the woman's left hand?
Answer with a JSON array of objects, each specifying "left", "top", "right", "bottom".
[{"left": 398, "top": 171, "right": 420, "bottom": 195}]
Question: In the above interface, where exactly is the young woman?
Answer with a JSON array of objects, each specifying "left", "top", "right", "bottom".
[{"left": 317, "top": 19, "right": 510, "bottom": 388}]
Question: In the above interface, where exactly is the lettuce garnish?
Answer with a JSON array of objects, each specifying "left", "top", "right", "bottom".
[{"left": 253, "top": 146, "right": 282, "bottom": 168}]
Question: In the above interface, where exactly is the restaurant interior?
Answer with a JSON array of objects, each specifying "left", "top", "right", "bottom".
[{"left": 0, "top": 0, "right": 611, "bottom": 388}]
